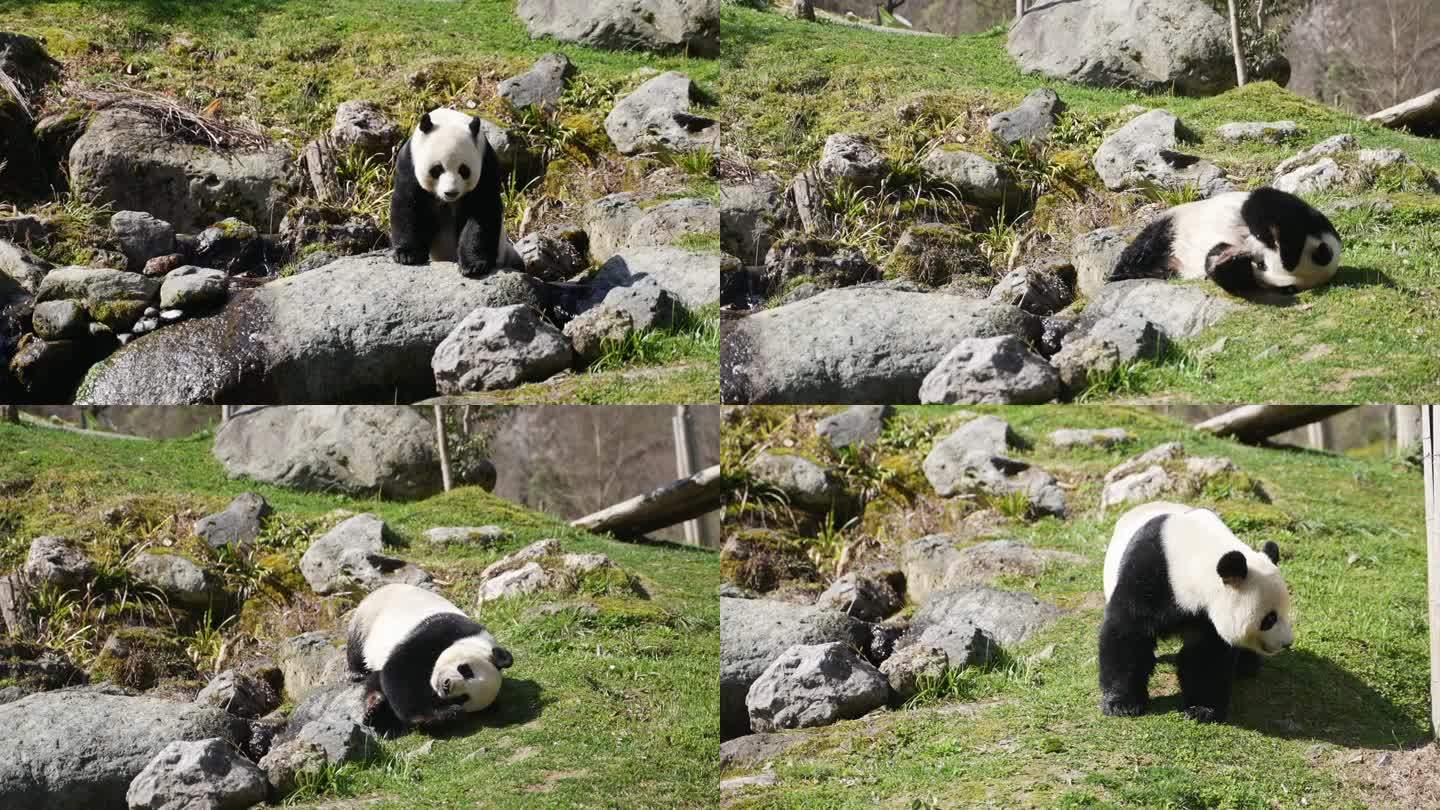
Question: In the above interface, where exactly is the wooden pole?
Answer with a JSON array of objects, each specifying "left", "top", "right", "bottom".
[
  {"left": 1423, "top": 404, "right": 1440, "bottom": 741},
  {"left": 1226, "top": 0, "right": 1248, "bottom": 86},
  {"left": 1015, "top": 0, "right": 1025, "bottom": 20},
  {"left": 1, "top": 405, "right": 17, "bottom": 424},
  {"left": 1397, "top": 405, "right": 1422, "bottom": 454},
  {"left": 434, "top": 406, "right": 453, "bottom": 493}
]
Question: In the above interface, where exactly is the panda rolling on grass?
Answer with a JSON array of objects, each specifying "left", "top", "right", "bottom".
[
  {"left": 1111, "top": 188, "right": 1341, "bottom": 297},
  {"left": 347, "top": 583, "right": 514, "bottom": 736},
  {"left": 1100, "top": 502, "right": 1293, "bottom": 723},
  {"left": 391, "top": 107, "right": 523, "bottom": 278}
]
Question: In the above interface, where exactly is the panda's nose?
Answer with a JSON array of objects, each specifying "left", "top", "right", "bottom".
[
  {"left": 442, "top": 190, "right": 460, "bottom": 201},
  {"left": 1282, "top": 641, "right": 1292, "bottom": 649}
]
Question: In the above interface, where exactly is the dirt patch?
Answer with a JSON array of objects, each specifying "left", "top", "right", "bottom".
[
  {"left": 505, "top": 745, "right": 538, "bottom": 765},
  {"left": 1321, "top": 367, "right": 1384, "bottom": 393},
  {"left": 525, "top": 769, "right": 591, "bottom": 794},
  {"left": 1298, "top": 344, "right": 1333, "bottom": 362},
  {"left": 1338, "top": 744, "right": 1440, "bottom": 809}
]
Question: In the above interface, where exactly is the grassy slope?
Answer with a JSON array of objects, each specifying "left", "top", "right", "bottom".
[
  {"left": 0, "top": 422, "right": 719, "bottom": 809},
  {"left": 0, "top": 0, "right": 722, "bottom": 404},
  {"left": 722, "top": 405, "right": 1429, "bottom": 809},
  {"left": 718, "top": 6, "right": 1440, "bottom": 404}
]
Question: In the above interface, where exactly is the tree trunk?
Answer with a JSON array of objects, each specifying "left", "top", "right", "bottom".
[
  {"left": 1397, "top": 405, "right": 1423, "bottom": 453},
  {"left": 1, "top": 405, "right": 17, "bottom": 424},
  {"left": 794, "top": 0, "right": 814, "bottom": 22},
  {"left": 1227, "top": 0, "right": 1248, "bottom": 86},
  {"left": 1422, "top": 405, "right": 1440, "bottom": 741},
  {"left": 434, "top": 406, "right": 452, "bottom": 493},
  {"left": 572, "top": 465, "right": 723, "bottom": 539},
  {"left": 1195, "top": 405, "right": 1353, "bottom": 444}
]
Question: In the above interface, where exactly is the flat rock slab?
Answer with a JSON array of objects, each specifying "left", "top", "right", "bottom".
[
  {"left": 911, "top": 585, "right": 1062, "bottom": 647},
  {"left": 1080, "top": 279, "right": 1236, "bottom": 341}
]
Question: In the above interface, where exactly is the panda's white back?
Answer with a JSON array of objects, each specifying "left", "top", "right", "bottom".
[
  {"left": 353, "top": 583, "right": 467, "bottom": 671},
  {"left": 1104, "top": 501, "right": 1191, "bottom": 600},
  {"left": 1164, "top": 192, "right": 1253, "bottom": 280}
]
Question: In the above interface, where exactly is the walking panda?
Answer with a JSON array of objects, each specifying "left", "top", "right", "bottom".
[
  {"left": 347, "top": 583, "right": 513, "bottom": 735},
  {"left": 1100, "top": 502, "right": 1293, "bottom": 723},
  {"left": 1110, "top": 188, "right": 1341, "bottom": 296}
]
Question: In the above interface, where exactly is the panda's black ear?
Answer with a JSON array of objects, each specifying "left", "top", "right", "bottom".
[
  {"left": 419, "top": 112, "right": 435, "bottom": 134},
  {"left": 1262, "top": 541, "right": 1280, "bottom": 565},
  {"left": 1217, "top": 550, "right": 1248, "bottom": 586},
  {"left": 469, "top": 116, "right": 482, "bottom": 140},
  {"left": 492, "top": 646, "right": 513, "bottom": 670}
]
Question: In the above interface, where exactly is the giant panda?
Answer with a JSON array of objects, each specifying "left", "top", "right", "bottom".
[
  {"left": 1099, "top": 501, "right": 1293, "bottom": 723},
  {"left": 1110, "top": 188, "right": 1341, "bottom": 297},
  {"left": 390, "top": 107, "right": 523, "bottom": 278},
  {"left": 346, "top": 583, "right": 513, "bottom": 735}
]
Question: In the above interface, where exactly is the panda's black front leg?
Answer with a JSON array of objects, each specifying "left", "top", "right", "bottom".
[
  {"left": 1177, "top": 625, "right": 1236, "bottom": 723},
  {"left": 361, "top": 672, "right": 407, "bottom": 737},
  {"left": 1234, "top": 648, "right": 1263, "bottom": 679},
  {"left": 390, "top": 144, "right": 435, "bottom": 266},
  {"left": 1098, "top": 613, "right": 1156, "bottom": 717},
  {"left": 455, "top": 139, "right": 505, "bottom": 279}
]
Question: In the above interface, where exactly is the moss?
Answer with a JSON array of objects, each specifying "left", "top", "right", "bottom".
[
  {"left": 559, "top": 112, "right": 611, "bottom": 155},
  {"left": 672, "top": 232, "right": 721, "bottom": 253},
  {"left": 883, "top": 224, "right": 990, "bottom": 287},
  {"left": 85, "top": 299, "right": 149, "bottom": 332},
  {"left": 210, "top": 217, "right": 259, "bottom": 239},
  {"left": 89, "top": 627, "right": 197, "bottom": 690},
  {"left": 720, "top": 528, "right": 817, "bottom": 592}
]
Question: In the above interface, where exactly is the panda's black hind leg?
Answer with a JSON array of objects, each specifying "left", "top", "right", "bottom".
[
  {"left": 1098, "top": 613, "right": 1156, "bottom": 717},
  {"left": 361, "top": 672, "right": 409, "bottom": 737},
  {"left": 1177, "top": 626, "right": 1236, "bottom": 723}
]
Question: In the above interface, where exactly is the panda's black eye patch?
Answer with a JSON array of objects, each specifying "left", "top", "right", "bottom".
[
  {"left": 457, "top": 663, "right": 475, "bottom": 680},
  {"left": 429, "top": 164, "right": 443, "bottom": 180},
  {"left": 458, "top": 164, "right": 471, "bottom": 179},
  {"left": 1260, "top": 610, "right": 1277, "bottom": 631},
  {"left": 1312, "top": 243, "right": 1333, "bottom": 265}
]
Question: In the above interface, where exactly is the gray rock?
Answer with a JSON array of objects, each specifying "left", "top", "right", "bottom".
[
  {"left": 31, "top": 299, "right": 88, "bottom": 340},
  {"left": 330, "top": 100, "right": 400, "bottom": 160},
  {"left": 25, "top": 535, "right": 94, "bottom": 588},
  {"left": 816, "top": 133, "right": 887, "bottom": 185},
  {"left": 1101, "top": 465, "right": 1173, "bottom": 508},
  {"left": 69, "top": 107, "right": 298, "bottom": 233},
  {"left": 513, "top": 228, "right": 587, "bottom": 282},
  {"left": 564, "top": 305, "right": 634, "bottom": 365},
  {"left": 125, "top": 738, "right": 266, "bottom": 810},
  {"left": 920, "top": 147, "right": 1018, "bottom": 207},
  {"left": 1216, "top": 121, "right": 1300, "bottom": 143},
  {"left": 424, "top": 526, "right": 505, "bottom": 546},
  {"left": 582, "top": 193, "right": 642, "bottom": 263},
  {"left": 517, "top": 0, "right": 719, "bottom": 56},
  {"left": 1008, "top": 0, "right": 1238, "bottom": 95},
  {"left": 627, "top": 198, "right": 718, "bottom": 249},
  {"left": 720, "top": 731, "right": 807, "bottom": 771},
  {"left": 720, "top": 597, "right": 870, "bottom": 738},
  {"left": 299, "top": 513, "right": 430, "bottom": 595},
  {"left": 1053, "top": 313, "right": 1163, "bottom": 391},
  {"left": 158, "top": 266, "right": 227, "bottom": 311},
  {"left": 193, "top": 492, "right": 271, "bottom": 550},
  {"left": 746, "top": 642, "right": 889, "bottom": 732},
  {"left": 191, "top": 218, "right": 261, "bottom": 276},
  {"left": 922, "top": 430, "right": 1066, "bottom": 517},
  {"left": 1072, "top": 226, "right": 1135, "bottom": 299},
  {"left": 911, "top": 585, "right": 1061, "bottom": 646},
  {"left": 77, "top": 257, "right": 546, "bottom": 404},
  {"left": 1093, "top": 110, "right": 1232, "bottom": 197},
  {"left": 128, "top": 553, "right": 223, "bottom": 609},
  {"left": 0, "top": 688, "right": 247, "bottom": 810},
  {"left": 1357, "top": 148, "right": 1414, "bottom": 169},
  {"left": 987, "top": 88, "right": 1064, "bottom": 146},
  {"left": 1274, "top": 134, "right": 1356, "bottom": 176},
  {"left": 1050, "top": 428, "right": 1131, "bottom": 448},
  {"left": 1079, "top": 279, "right": 1235, "bottom": 341},
  {"left": 761, "top": 237, "right": 875, "bottom": 295},
  {"left": 604, "top": 71, "right": 719, "bottom": 155},
  {"left": 213, "top": 406, "right": 442, "bottom": 498},
  {"left": 902, "top": 536, "right": 1085, "bottom": 602},
  {"left": 746, "top": 453, "right": 845, "bottom": 512},
  {"left": 721, "top": 288, "right": 1037, "bottom": 404},
  {"left": 594, "top": 283, "right": 680, "bottom": 331},
  {"left": 432, "top": 304, "right": 572, "bottom": 393},
  {"left": 1104, "top": 442, "right": 1185, "bottom": 483},
  {"left": 988, "top": 262, "right": 1073, "bottom": 316},
  {"left": 499, "top": 52, "right": 574, "bottom": 110},
  {"left": 815, "top": 405, "right": 890, "bottom": 449},
  {"left": 480, "top": 539, "right": 563, "bottom": 580},
  {"left": 721, "top": 177, "right": 787, "bottom": 264},
  {"left": 297, "top": 716, "right": 373, "bottom": 763},
  {"left": 880, "top": 644, "right": 950, "bottom": 700},
  {"left": 0, "top": 239, "right": 52, "bottom": 295},
  {"left": 109, "top": 211, "right": 175, "bottom": 273},
  {"left": 814, "top": 572, "right": 901, "bottom": 622},
  {"left": 256, "top": 738, "right": 327, "bottom": 797},
  {"left": 276, "top": 632, "right": 348, "bottom": 701},
  {"left": 478, "top": 561, "right": 556, "bottom": 603},
  {"left": 1273, "top": 158, "right": 1344, "bottom": 194},
  {"left": 36, "top": 266, "right": 159, "bottom": 319},
  {"left": 919, "top": 335, "right": 1059, "bottom": 405},
  {"left": 928, "top": 414, "right": 1014, "bottom": 459},
  {"left": 595, "top": 246, "right": 719, "bottom": 311},
  {"left": 194, "top": 669, "right": 280, "bottom": 719}
]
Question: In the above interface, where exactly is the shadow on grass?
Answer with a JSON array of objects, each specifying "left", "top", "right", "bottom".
[
  {"left": 1329, "top": 265, "right": 1397, "bottom": 290},
  {"left": 430, "top": 677, "right": 545, "bottom": 738}
]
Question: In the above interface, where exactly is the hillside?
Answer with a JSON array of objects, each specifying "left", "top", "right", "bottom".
[
  {"left": 717, "top": 4, "right": 1440, "bottom": 404},
  {"left": 720, "top": 405, "right": 1432, "bottom": 807},
  {"left": 0, "top": 421, "right": 719, "bottom": 808}
]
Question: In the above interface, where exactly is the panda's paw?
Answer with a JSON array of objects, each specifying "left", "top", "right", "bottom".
[
  {"left": 394, "top": 247, "right": 430, "bottom": 266},
  {"left": 457, "top": 259, "right": 494, "bottom": 279},
  {"left": 1182, "top": 704, "right": 1225, "bottom": 724},
  {"left": 1100, "top": 695, "right": 1146, "bottom": 717}
]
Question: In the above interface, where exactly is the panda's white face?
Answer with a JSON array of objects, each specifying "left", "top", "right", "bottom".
[
  {"left": 1254, "top": 231, "right": 1342, "bottom": 291},
  {"left": 411, "top": 108, "right": 485, "bottom": 203},
  {"left": 432, "top": 633, "right": 512, "bottom": 712},
  {"left": 1218, "top": 556, "right": 1294, "bottom": 656}
]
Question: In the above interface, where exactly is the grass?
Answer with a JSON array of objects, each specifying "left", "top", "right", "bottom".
[
  {"left": 721, "top": 405, "right": 1429, "bottom": 808},
  {"left": 718, "top": 4, "right": 1440, "bottom": 403},
  {"left": 0, "top": 421, "right": 718, "bottom": 809}
]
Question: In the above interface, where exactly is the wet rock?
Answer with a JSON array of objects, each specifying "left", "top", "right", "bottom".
[
  {"left": 126, "top": 738, "right": 267, "bottom": 810},
  {"left": 109, "top": 211, "right": 175, "bottom": 273},
  {"left": 919, "top": 335, "right": 1060, "bottom": 405},
  {"left": 31, "top": 299, "right": 88, "bottom": 340},
  {"left": 35, "top": 266, "right": 159, "bottom": 332},
  {"left": 25, "top": 535, "right": 93, "bottom": 587},
  {"left": 193, "top": 492, "right": 271, "bottom": 550},
  {"left": 158, "top": 266, "right": 227, "bottom": 311},
  {"left": 432, "top": 304, "right": 573, "bottom": 393},
  {"left": 815, "top": 405, "right": 890, "bottom": 449},
  {"left": 604, "top": 71, "right": 719, "bottom": 155},
  {"left": 745, "top": 642, "right": 889, "bottom": 732},
  {"left": 8, "top": 334, "right": 84, "bottom": 399},
  {"left": 0, "top": 239, "right": 52, "bottom": 294},
  {"left": 299, "top": 513, "right": 430, "bottom": 595},
  {"left": 193, "top": 218, "right": 263, "bottom": 276}
]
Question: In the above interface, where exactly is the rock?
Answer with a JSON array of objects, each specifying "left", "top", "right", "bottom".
[
  {"left": 35, "top": 266, "right": 160, "bottom": 332},
  {"left": 880, "top": 644, "right": 950, "bottom": 700},
  {"left": 721, "top": 177, "right": 787, "bottom": 264},
  {"left": 424, "top": 526, "right": 503, "bottom": 546},
  {"left": 594, "top": 283, "right": 679, "bottom": 331},
  {"left": 1092, "top": 110, "right": 1232, "bottom": 197},
  {"left": 720, "top": 597, "right": 870, "bottom": 738},
  {"left": 142, "top": 254, "right": 185, "bottom": 278},
  {"left": 1072, "top": 227, "right": 1135, "bottom": 299},
  {"left": 477, "top": 562, "right": 555, "bottom": 603},
  {"left": 884, "top": 224, "right": 990, "bottom": 288},
  {"left": 1102, "top": 465, "right": 1173, "bottom": 509},
  {"left": 1008, "top": 0, "right": 1239, "bottom": 95},
  {"left": 604, "top": 71, "right": 719, "bottom": 155},
  {"left": 988, "top": 262, "right": 1074, "bottom": 316},
  {"left": 720, "top": 731, "right": 807, "bottom": 772},
  {"left": 595, "top": 246, "right": 719, "bottom": 311},
  {"left": 69, "top": 107, "right": 298, "bottom": 233},
  {"left": 214, "top": 406, "right": 442, "bottom": 498},
  {"left": 1104, "top": 442, "right": 1185, "bottom": 483},
  {"left": 193, "top": 492, "right": 271, "bottom": 550},
  {"left": 581, "top": 193, "right": 643, "bottom": 264},
  {"left": 513, "top": 228, "right": 587, "bottom": 282},
  {"left": 928, "top": 413, "right": 1013, "bottom": 458},
  {"left": 31, "top": 299, "right": 88, "bottom": 340},
  {"left": 193, "top": 218, "right": 263, "bottom": 276},
  {"left": 126, "top": 738, "right": 267, "bottom": 810},
  {"left": 109, "top": 212, "right": 175, "bottom": 273},
  {"left": 816, "top": 405, "right": 890, "bottom": 449},
  {"left": 0, "top": 33, "right": 61, "bottom": 197},
  {"left": 277, "top": 207, "right": 385, "bottom": 259},
  {"left": 627, "top": 198, "right": 718, "bottom": 249},
  {"left": 746, "top": 453, "right": 846, "bottom": 513},
  {"left": 745, "top": 642, "right": 888, "bottom": 732},
  {"left": 902, "top": 536, "right": 1085, "bottom": 601},
  {"left": 919, "top": 335, "right": 1060, "bottom": 405},
  {"left": 920, "top": 147, "right": 1019, "bottom": 207},
  {"left": 1052, "top": 313, "right": 1163, "bottom": 391},
  {"left": 330, "top": 100, "right": 399, "bottom": 160},
  {"left": 1079, "top": 279, "right": 1235, "bottom": 341},
  {"left": 922, "top": 433, "right": 1066, "bottom": 517},
  {"left": 814, "top": 572, "right": 902, "bottom": 622},
  {"left": 1274, "top": 134, "right": 1356, "bottom": 176},
  {"left": 158, "top": 266, "right": 227, "bottom": 311},
  {"left": 0, "top": 639, "right": 84, "bottom": 691},
  {"left": 297, "top": 715, "right": 373, "bottom": 763},
  {"left": 564, "top": 305, "right": 634, "bottom": 365},
  {"left": 257, "top": 738, "right": 327, "bottom": 797},
  {"left": 76, "top": 257, "right": 547, "bottom": 403},
  {"left": 432, "top": 304, "right": 572, "bottom": 393},
  {"left": 300, "top": 513, "right": 430, "bottom": 595},
  {"left": 1357, "top": 148, "right": 1414, "bottom": 169},
  {"left": 8, "top": 334, "right": 84, "bottom": 398},
  {"left": 25, "top": 535, "right": 93, "bottom": 587},
  {"left": 0, "top": 688, "right": 247, "bottom": 810},
  {"left": 911, "top": 585, "right": 1061, "bottom": 646},
  {"left": 1050, "top": 428, "right": 1130, "bottom": 448},
  {"left": 195, "top": 669, "right": 280, "bottom": 719},
  {"left": 1216, "top": 121, "right": 1300, "bottom": 143},
  {"left": 721, "top": 288, "right": 1037, "bottom": 404},
  {"left": 987, "top": 88, "right": 1065, "bottom": 146},
  {"left": 816, "top": 133, "right": 887, "bottom": 185},
  {"left": 128, "top": 553, "right": 224, "bottom": 610},
  {"left": 0, "top": 239, "right": 52, "bottom": 294},
  {"left": 276, "top": 632, "right": 348, "bottom": 701},
  {"left": 498, "top": 52, "right": 574, "bottom": 111},
  {"left": 1273, "top": 158, "right": 1344, "bottom": 195},
  {"left": 517, "top": 0, "right": 718, "bottom": 56},
  {"left": 480, "top": 539, "right": 563, "bottom": 580},
  {"left": 759, "top": 237, "right": 873, "bottom": 295}
]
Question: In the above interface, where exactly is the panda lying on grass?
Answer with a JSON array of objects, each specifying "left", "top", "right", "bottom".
[{"left": 1100, "top": 502, "right": 1293, "bottom": 723}]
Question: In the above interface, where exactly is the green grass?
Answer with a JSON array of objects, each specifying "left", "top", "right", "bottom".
[
  {"left": 722, "top": 405, "right": 1429, "bottom": 809},
  {"left": 0, "top": 422, "right": 718, "bottom": 809},
  {"left": 718, "top": 5, "right": 1440, "bottom": 403}
]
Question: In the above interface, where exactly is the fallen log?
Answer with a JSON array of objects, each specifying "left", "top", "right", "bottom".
[
  {"left": 1367, "top": 89, "right": 1440, "bottom": 136},
  {"left": 572, "top": 465, "right": 723, "bottom": 538},
  {"left": 1195, "top": 405, "right": 1354, "bottom": 444}
]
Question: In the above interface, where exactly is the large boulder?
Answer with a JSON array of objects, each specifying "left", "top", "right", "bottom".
[
  {"left": 1008, "top": 0, "right": 1239, "bottom": 96},
  {"left": 910, "top": 585, "right": 1062, "bottom": 647},
  {"left": 1078, "top": 279, "right": 1236, "bottom": 341},
  {"left": 721, "top": 288, "right": 1037, "bottom": 404},
  {"left": 745, "top": 642, "right": 888, "bottom": 732},
  {"left": 594, "top": 247, "right": 720, "bottom": 310},
  {"left": 0, "top": 687, "right": 247, "bottom": 810},
  {"left": 1092, "top": 110, "right": 1232, "bottom": 197},
  {"left": 125, "top": 738, "right": 267, "bottom": 810},
  {"left": 69, "top": 107, "right": 299, "bottom": 233},
  {"left": 604, "top": 71, "right": 719, "bottom": 155},
  {"left": 35, "top": 266, "right": 160, "bottom": 332},
  {"left": 516, "top": 0, "right": 719, "bottom": 56},
  {"left": 75, "top": 256, "right": 546, "bottom": 404},
  {"left": 918, "top": 335, "right": 1060, "bottom": 405},
  {"left": 192, "top": 492, "right": 271, "bottom": 550},
  {"left": 211, "top": 405, "right": 442, "bottom": 499},
  {"left": 299, "top": 513, "right": 432, "bottom": 594}
]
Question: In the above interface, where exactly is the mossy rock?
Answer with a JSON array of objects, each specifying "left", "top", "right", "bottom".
[
  {"left": 85, "top": 299, "right": 150, "bottom": 332},
  {"left": 90, "top": 627, "right": 197, "bottom": 690},
  {"left": 559, "top": 112, "right": 610, "bottom": 155},
  {"left": 720, "top": 528, "right": 818, "bottom": 592},
  {"left": 884, "top": 224, "right": 991, "bottom": 288}
]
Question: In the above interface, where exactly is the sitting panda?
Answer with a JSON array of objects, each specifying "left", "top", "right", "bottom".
[
  {"left": 346, "top": 583, "right": 513, "bottom": 735},
  {"left": 390, "top": 107, "right": 523, "bottom": 278},
  {"left": 1099, "top": 501, "right": 1293, "bottom": 723},
  {"left": 1110, "top": 188, "right": 1341, "bottom": 297}
]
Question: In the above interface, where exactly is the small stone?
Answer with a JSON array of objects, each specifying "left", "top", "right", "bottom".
[
  {"left": 159, "top": 266, "right": 228, "bottom": 310},
  {"left": 746, "top": 453, "right": 846, "bottom": 513},
  {"left": 142, "top": 254, "right": 184, "bottom": 278},
  {"left": 987, "top": 88, "right": 1064, "bottom": 146},
  {"left": 109, "top": 211, "right": 175, "bottom": 272},
  {"left": 159, "top": 309, "right": 184, "bottom": 323}
]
